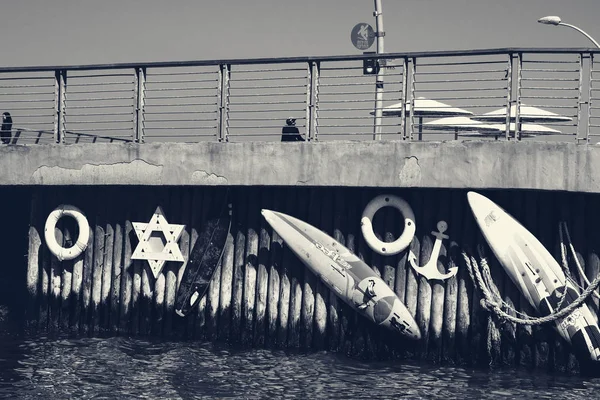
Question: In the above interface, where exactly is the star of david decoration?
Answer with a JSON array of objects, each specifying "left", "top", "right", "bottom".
[{"left": 131, "top": 206, "right": 186, "bottom": 279}]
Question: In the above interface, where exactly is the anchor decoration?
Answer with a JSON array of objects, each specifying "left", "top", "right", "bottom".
[{"left": 407, "top": 220, "right": 458, "bottom": 281}]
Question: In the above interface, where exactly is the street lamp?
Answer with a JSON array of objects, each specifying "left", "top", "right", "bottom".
[{"left": 538, "top": 16, "right": 600, "bottom": 48}]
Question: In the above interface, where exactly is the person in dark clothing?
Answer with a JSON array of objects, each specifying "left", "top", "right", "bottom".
[
  {"left": 1, "top": 112, "right": 12, "bottom": 144},
  {"left": 281, "top": 117, "right": 304, "bottom": 142}
]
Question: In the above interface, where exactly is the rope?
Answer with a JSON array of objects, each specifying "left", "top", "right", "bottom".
[{"left": 462, "top": 244, "right": 600, "bottom": 326}]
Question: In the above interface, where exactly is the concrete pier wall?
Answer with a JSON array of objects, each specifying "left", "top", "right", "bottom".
[{"left": 1, "top": 140, "right": 599, "bottom": 193}]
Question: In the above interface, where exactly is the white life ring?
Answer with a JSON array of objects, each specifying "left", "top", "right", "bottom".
[
  {"left": 44, "top": 204, "right": 90, "bottom": 261},
  {"left": 361, "top": 194, "right": 416, "bottom": 256}
]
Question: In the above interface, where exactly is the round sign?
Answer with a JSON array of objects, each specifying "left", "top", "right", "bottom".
[{"left": 350, "top": 23, "right": 375, "bottom": 50}]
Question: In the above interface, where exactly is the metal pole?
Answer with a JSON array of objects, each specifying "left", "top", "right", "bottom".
[
  {"left": 558, "top": 22, "right": 600, "bottom": 49},
  {"left": 372, "top": 0, "right": 385, "bottom": 140}
]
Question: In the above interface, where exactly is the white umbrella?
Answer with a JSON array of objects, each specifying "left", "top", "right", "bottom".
[
  {"left": 473, "top": 104, "right": 572, "bottom": 123},
  {"left": 373, "top": 97, "right": 474, "bottom": 117},
  {"left": 424, "top": 116, "right": 500, "bottom": 132},
  {"left": 458, "top": 123, "right": 562, "bottom": 138}
]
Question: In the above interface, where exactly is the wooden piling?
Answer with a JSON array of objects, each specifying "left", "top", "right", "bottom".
[
  {"left": 254, "top": 188, "right": 271, "bottom": 347},
  {"left": 442, "top": 189, "right": 462, "bottom": 363},
  {"left": 242, "top": 187, "right": 259, "bottom": 346},
  {"left": 287, "top": 188, "right": 307, "bottom": 349},
  {"left": 109, "top": 193, "right": 123, "bottom": 335},
  {"left": 265, "top": 187, "right": 283, "bottom": 347},
  {"left": 26, "top": 192, "right": 41, "bottom": 327},
  {"left": 428, "top": 189, "right": 451, "bottom": 363},
  {"left": 309, "top": 188, "right": 327, "bottom": 350},
  {"left": 230, "top": 187, "right": 247, "bottom": 344},
  {"left": 276, "top": 187, "right": 295, "bottom": 348}
]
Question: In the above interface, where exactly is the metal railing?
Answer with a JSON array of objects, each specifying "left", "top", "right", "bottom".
[{"left": 1, "top": 48, "right": 600, "bottom": 144}]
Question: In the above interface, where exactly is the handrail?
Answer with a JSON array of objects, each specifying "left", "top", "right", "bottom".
[
  {"left": 0, "top": 48, "right": 596, "bottom": 144},
  {"left": 0, "top": 48, "right": 598, "bottom": 73}
]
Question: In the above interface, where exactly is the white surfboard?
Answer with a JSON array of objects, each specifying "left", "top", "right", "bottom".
[
  {"left": 467, "top": 191, "right": 600, "bottom": 361},
  {"left": 261, "top": 209, "right": 421, "bottom": 340}
]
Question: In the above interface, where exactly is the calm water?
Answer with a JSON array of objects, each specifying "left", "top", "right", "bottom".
[{"left": 0, "top": 333, "right": 599, "bottom": 399}]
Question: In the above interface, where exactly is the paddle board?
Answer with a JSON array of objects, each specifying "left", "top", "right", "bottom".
[
  {"left": 175, "top": 203, "right": 232, "bottom": 317},
  {"left": 467, "top": 191, "right": 600, "bottom": 361},
  {"left": 261, "top": 209, "right": 421, "bottom": 340}
]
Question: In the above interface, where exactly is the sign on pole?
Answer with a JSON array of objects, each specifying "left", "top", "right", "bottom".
[{"left": 350, "top": 23, "right": 375, "bottom": 50}]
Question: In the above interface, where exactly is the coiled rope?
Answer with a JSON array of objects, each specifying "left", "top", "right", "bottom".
[{"left": 462, "top": 226, "right": 600, "bottom": 327}]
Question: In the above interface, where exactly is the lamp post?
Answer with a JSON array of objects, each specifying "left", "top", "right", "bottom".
[
  {"left": 538, "top": 16, "right": 600, "bottom": 48},
  {"left": 372, "top": 0, "right": 385, "bottom": 140}
]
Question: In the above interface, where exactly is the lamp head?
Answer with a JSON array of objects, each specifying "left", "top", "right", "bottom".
[{"left": 538, "top": 16, "right": 562, "bottom": 26}]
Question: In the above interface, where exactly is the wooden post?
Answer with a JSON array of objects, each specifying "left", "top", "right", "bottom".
[
  {"left": 456, "top": 189, "right": 473, "bottom": 364},
  {"left": 206, "top": 188, "right": 226, "bottom": 341},
  {"left": 276, "top": 187, "right": 294, "bottom": 348},
  {"left": 429, "top": 189, "right": 450, "bottom": 363},
  {"left": 416, "top": 190, "right": 433, "bottom": 359},
  {"left": 119, "top": 202, "right": 134, "bottom": 335},
  {"left": 265, "top": 187, "right": 283, "bottom": 347},
  {"left": 308, "top": 188, "right": 327, "bottom": 350},
  {"left": 330, "top": 188, "right": 346, "bottom": 353},
  {"left": 193, "top": 187, "right": 212, "bottom": 339},
  {"left": 300, "top": 189, "right": 318, "bottom": 350},
  {"left": 218, "top": 213, "right": 236, "bottom": 342},
  {"left": 169, "top": 187, "right": 192, "bottom": 339},
  {"left": 110, "top": 192, "right": 124, "bottom": 335},
  {"left": 442, "top": 190, "right": 462, "bottom": 363},
  {"left": 287, "top": 188, "right": 307, "bottom": 349},
  {"left": 230, "top": 187, "right": 247, "bottom": 343},
  {"left": 26, "top": 191, "right": 42, "bottom": 327},
  {"left": 403, "top": 191, "right": 421, "bottom": 359},
  {"left": 242, "top": 187, "right": 259, "bottom": 346},
  {"left": 81, "top": 193, "right": 96, "bottom": 335},
  {"left": 60, "top": 215, "right": 74, "bottom": 332},
  {"left": 100, "top": 189, "right": 116, "bottom": 334},
  {"left": 254, "top": 187, "right": 271, "bottom": 347}
]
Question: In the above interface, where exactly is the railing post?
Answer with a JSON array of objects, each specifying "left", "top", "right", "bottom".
[
  {"left": 306, "top": 61, "right": 319, "bottom": 141},
  {"left": 514, "top": 53, "right": 522, "bottom": 141},
  {"left": 400, "top": 57, "right": 408, "bottom": 140},
  {"left": 577, "top": 52, "right": 585, "bottom": 143},
  {"left": 587, "top": 53, "right": 594, "bottom": 143},
  {"left": 217, "top": 64, "right": 231, "bottom": 142},
  {"left": 408, "top": 57, "right": 416, "bottom": 141},
  {"left": 312, "top": 62, "right": 320, "bottom": 141},
  {"left": 134, "top": 67, "right": 146, "bottom": 143},
  {"left": 504, "top": 54, "right": 513, "bottom": 141},
  {"left": 54, "top": 70, "right": 66, "bottom": 143}
]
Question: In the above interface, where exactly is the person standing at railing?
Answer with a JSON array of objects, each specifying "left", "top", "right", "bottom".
[
  {"left": 1, "top": 112, "right": 12, "bottom": 144},
  {"left": 281, "top": 117, "right": 305, "bottom": 142}
]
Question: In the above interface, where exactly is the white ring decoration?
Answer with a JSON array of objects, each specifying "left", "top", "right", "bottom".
[
  {"left": 44, "top": 204, "right": 90, "bottom": 261},
  {"left": 361, "top": 194, "right": 416, "bottom": 256}
]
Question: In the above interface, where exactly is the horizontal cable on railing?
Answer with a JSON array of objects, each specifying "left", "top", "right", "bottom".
[
  {"left": 144, "top": 126, "right": 217, "bottom": 130},
  {"left": 144, "top": 87, "right": 217, "bottom": 92},
  {"left": 415, "top": 69, "right": 509, "bottom": 75},
  {"left": 67, "top": 89, "right": 134, "bottom": 94},
  {"left": 68, "top": 81, "right": 134, "bottom": 87},
  {"left": 0, "top": 99, "right": 52, "bottom": 103},
  {"left": 144, "top": 94, "right": 216, "bottom": 100},
  {"left": 414, "top": 78, "right": 507, "bottom": 84},
  {"left": 0, "top": 76, "right": 53, "bottom": 81},
  {"left": 229, "top": 100, "right": 305, "bottom": 105},
  {"left": 69, "top": 73, "right": 134, "bottom": 78},
  {"left": 416, "top": 60, "right": 506, "bottom": 67},
  {"left": 145, "top": 118, "right": 217, "bottom": 123},
  {"left": 144, "top": 110, "right": 217, "bottom": 115},
  {"left": 66, "top": 96, "right": 135, "bottom": 101},
  {"left": 233, "top": 67, "right": 306, "bottom": 73}
]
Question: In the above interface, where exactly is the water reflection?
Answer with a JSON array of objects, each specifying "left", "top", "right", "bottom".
[{"left": 0, "top": 334, "right": 599, "bottom": 399}]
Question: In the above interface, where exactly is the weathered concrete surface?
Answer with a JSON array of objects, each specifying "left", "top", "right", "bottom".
[{"left": 2, "top": 140, "right": 599, "bottom": 192}]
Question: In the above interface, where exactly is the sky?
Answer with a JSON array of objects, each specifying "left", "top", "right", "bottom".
[{"left": 1, "top": 0, "right": 600, "bottom": 67}]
